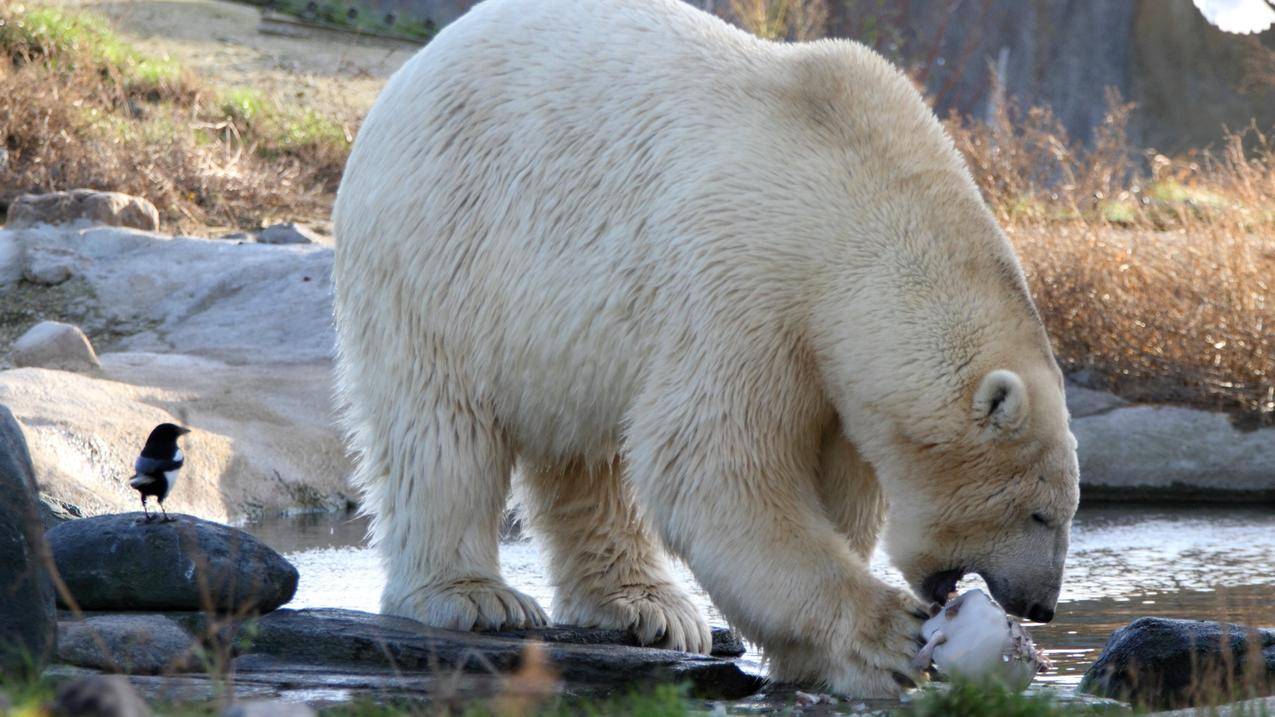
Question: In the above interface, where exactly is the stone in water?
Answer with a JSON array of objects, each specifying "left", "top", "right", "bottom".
[{"left": 912, "top": 589, "right": 1050, "bottom": 690}]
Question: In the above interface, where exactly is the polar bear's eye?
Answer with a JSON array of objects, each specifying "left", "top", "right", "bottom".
[{"left": 1030, "top": 512, "right": 1050, "bottom": 527}]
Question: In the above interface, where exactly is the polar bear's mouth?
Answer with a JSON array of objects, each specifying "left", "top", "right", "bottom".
[{"left": 921, "top": 568, "right": 966, "bottom": 605}]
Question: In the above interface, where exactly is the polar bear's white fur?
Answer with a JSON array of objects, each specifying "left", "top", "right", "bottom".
[{"left": 333, "top": 0, "right": 1080, "bottom": 696}]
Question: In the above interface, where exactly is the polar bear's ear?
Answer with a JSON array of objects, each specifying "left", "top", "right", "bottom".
[{"left": 973, "top": 369, "right": 1028, "bottom": 440}]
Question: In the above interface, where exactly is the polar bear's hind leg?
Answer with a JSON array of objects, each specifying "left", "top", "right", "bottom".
[
  {"left": 520, "top": 456, "right": 711, "bottom": 654},
  {"left": 368, "top": 376, "right": 548, "bottom": 632}
]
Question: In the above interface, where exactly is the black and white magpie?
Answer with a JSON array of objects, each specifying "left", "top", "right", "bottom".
[{"left": 128, "top": 423, "right": 190, "bottom": 522}]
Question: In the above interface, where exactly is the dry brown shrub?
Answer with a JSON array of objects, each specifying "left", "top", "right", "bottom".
[
  {"left": 728, "top": 0, "right": 828, "bottom": 40},
  {"left": 947, "top": 93, "right": 1274, "bottom": 423},
  {"left": 0, "top": 4, "right": 346, "bottom": 233}
]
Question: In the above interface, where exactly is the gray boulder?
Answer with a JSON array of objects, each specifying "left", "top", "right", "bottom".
[
  {"left": 47, "top": 513, "right": 298, "bottom": 614},
  {"left": 0, "top": 231, "right": 22, "bottom": 286},
  {"left": 10, "top": 320, "right": 100, "bottom": 372},
  {"left": 52, "top": 674, "right": 151, "bottom": 717},
  {"left": 235, "top": 608, "right": 762, "bottom": 699},
  {"left": 257, "top": 223, "right": 319, "bottom": 245},
  {"left": 1080, "top": 617, "right": 1275, "bottom": 709},
  {"left": 24, "top": 258, "right": 75, "bottom": 286},
  {"left": 0, "top": 405, "right": 57, "bottom": 675},
  {"left": 7, "top": 190, "right": 160, "bottom": 232},
  {"left": 58, "top": 614, "right": 201, "bottom": 675}
]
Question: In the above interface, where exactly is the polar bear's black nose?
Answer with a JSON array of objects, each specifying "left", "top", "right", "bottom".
[{"left": 1027, "top": 603, "right": 1055, "bottom": 623}]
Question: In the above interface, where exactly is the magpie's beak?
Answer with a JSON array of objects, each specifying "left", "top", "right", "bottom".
[{"left": 178, "top": 427, "right": 192, "bottom": 436}]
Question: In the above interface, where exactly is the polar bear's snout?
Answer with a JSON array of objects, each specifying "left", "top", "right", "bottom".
[
  {"left": 976, "top": 519, "right": 1070, "bottom": 623},
  {"left": 982, "top": 566, "right": 1062, "bottom": 623}
]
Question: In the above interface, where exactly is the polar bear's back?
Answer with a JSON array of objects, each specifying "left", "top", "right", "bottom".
[{"left": 333, "top": 0, "right": 974, "bottom": 459}]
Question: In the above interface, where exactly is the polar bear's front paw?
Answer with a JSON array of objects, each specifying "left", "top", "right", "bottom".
[
  {"left": 833, "top": 585, "right": 929, "bottom": 696},
  {"left": 397, "top": 577, "right": 549, "bottom": 632},
  {"left": 557, "top": 582, "right": 712, "bottom": 654}
]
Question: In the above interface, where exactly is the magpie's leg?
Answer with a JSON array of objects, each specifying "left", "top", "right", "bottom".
[
  {"left": 139, "top": 495, "right": 152, "bottom": 523},
  {"left": 159, "top": 500, "right": 173, "bottom": 523}
]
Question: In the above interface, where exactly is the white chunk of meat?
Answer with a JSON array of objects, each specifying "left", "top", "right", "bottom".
[{"left": 911, "top": 589, "right": 1051, "bottom": 691}]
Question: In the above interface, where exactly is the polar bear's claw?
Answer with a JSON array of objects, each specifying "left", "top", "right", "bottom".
[
  {"left": 558, "top": 582, "right": 712, "bottom": 654},
  {"left": 842, "top": 588, "right": 929, "bottom": 696}
]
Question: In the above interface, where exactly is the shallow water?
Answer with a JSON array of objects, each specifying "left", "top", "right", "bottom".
[{"left": 244, "top": 505, "right": 1275, "bottom": 688}]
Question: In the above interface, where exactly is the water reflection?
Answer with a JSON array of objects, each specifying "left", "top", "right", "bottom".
[{"left": 244, "top": 505, "right": 1275, "bottom": 687}]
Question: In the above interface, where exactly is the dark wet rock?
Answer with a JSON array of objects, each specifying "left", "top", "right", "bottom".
[
  {"left": 236, "top": 608, "right": 762, "bottom": 699},
  {"left": 1080, "top": 617, "right": 1275, "bottom": 709},
  {"left": 47, "top": 513, "right": 298, "bottom": 614},
  {"left": 1150, "top": 695, "right": 1275, "bottom": 717},
  {"left": 58, "top": 614, "right": 202, "bottom": 675},
  {"left": 490, "top": 624, "right": 746, "bottom": 658},
  {"left": 0, "top": 405, "right": 57, "bottom": 675},
  {"left": 222, "top": 701, "right": 316, "bottom": 717},
  {"left": 52, "top": 674, "right": 152, "bottom": 717}
]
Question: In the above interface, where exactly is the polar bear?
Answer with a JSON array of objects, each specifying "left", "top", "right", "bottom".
[{"left": 332, "top": 0, "right": 1080, "bottom": 696}]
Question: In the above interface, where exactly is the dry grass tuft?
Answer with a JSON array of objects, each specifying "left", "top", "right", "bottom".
[
  {"left": 0, "top": 4, "right": 350, "bottom": 232},
  {"left": 727, "top": 0, "right": 828, "bottom": 41}
]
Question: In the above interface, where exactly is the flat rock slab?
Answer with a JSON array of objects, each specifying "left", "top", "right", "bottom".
[
  {"left": 47, "top": 513, "right": 298, "bottom": 614},
  {"left": 10, "top": 225, "right": 334, "bottom": 364},
  {"left": 1080, "top": 617, "right": 1275, "bottom": 709},
  {"left": 489, "top": 625, "right": 746, "bottom": 658},
  {"left": 58, "top": 615, "right": 202, "bottom": 675},
  {"left": 236, "top": 608, "right": 762, "bottom": 699}
]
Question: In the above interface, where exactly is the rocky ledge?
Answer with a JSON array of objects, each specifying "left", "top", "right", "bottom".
[
  {"left": 52, "top": 608, "right": 762, "bottom": 702},
  {"left": 1066, "top": 379, "right": 1275, "bottom": 502}
]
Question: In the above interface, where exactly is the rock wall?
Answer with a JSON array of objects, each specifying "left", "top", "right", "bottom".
[
  {"left": 0, "top": 226, "right": 352, "bottom": 522},
  {"left": 832, "top": 0, "right": 1275, "bottom": 151},
  {"left": 1067, "top": 379, "right": 1275, "bottom": 501}
]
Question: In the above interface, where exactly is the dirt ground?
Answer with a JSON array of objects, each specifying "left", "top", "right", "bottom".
[{"left": 70, "top": 0, "right": 419, "bottom": 126}]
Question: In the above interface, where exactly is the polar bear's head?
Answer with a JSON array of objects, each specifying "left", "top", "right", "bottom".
[{"left": 878, "top": 363, "right": 1079, "bottom": 622}]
